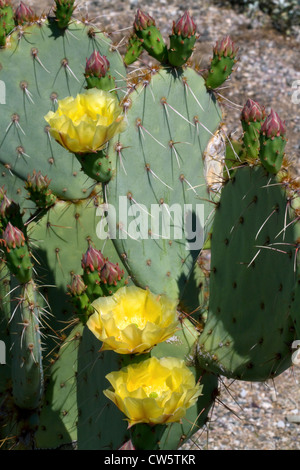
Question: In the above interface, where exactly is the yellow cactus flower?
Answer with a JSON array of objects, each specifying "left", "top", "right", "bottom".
[
  {"left": 44, "top": 88, "right": 125, "bottom": 154},
  {"left": 87, "top": 286, "right": 179, "bottom": 354},
  {"left": 104, "top": 356, "right": 202, "bottom": 425}
]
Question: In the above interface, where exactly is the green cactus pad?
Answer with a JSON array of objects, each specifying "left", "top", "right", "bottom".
[
  {"left": 106, "top": 67, "right": 222, "bottom": 302},
  {"left": 0, "top": 19, "right": 126, "bottom": 199},
  {"left": 179, "top": 255, "right": 209, "bottom": 320},
  {"left": 0, "top": 262, "right": 11, "bottom": 394},
  {"left": 197, "top": 166, "right": 296, "bottom": 381},
  {"left": 10, "top": 279, "right": 44, "bottom": 409},
  {"left": 131, "top": 423, "right": 166, "bottom": 450}
]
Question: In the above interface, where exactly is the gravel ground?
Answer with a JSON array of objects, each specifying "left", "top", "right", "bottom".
[{"left": 11, "top": 0, "right": 300, "bottom": 450}]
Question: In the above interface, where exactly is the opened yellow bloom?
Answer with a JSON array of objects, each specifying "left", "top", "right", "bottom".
[
  {"left": 87, "top": 286, "right": 179, "bottom": 354},
  {"left": 44, "top": 89, "right": 125, "bottom": 153},
  {"left": 104, "top": 356, "right": 202, "bottom": 425}
]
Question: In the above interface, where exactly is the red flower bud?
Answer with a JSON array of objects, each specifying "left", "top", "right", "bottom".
[
  {"left": 173, "top": 11, "right": 196, "bottom": 38},
  {"left": 261, "top": 109, "right": 286, "bottom": 138},
  {"left": 81, "top": 245, "right": 105, "bottom": 272},
  {"left": 2, "top": 222, "right": 25, "bottom": 249},
  {"left": 85, "top": 51, "right": 110, "bottom": 78},
  {"left": 134, "top": 9, "right": 155, "bottom": 30},
  {"left": 119, "top": 440, "right": 136, "bottom": 450},
  {"left": 241, "top": 99, "right": 266, "bottom": 123},
  {"left": 100, "top": 261, "right": 124, "bottom": 285},
  {"left": 15, "top": 2, "right": 35, "bottom": 24},
  {"left": 213, "top": 36, "right": 238, "bottom": 58}
]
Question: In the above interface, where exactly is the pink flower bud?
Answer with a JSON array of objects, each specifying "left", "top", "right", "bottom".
[
  {"left": 68, "top": 274, "right": 87, "bottom": 296},
  {"left": 261, "top": 109, "right": 286, "bottom": 138},
  {"left": 2, "top": 222, "right": 25, "bottom": 249},
  {"left": 85, "top": 51, "right": 110, "bottom": 78},
  {"left": 241, "top": 99, "right": 266, "bottom": 123},
  {"left": 100, "top": 261, "right": 124, "bottom": 286},
  {"left": 0, "top": 186, "right": 7, "bottom": 200},
  {"left": 81, "top": 245, "right": 105, "bottom": 272},
  {"left": 213, "top": 36, "right": 238, "bottom": 58},
  {"left": 173, "top": 11, "right": 196, "bottom": 38},
  {"left": 15, "top": 2, "right": 35, "bottom": 24},
  {"left": 134, "top": 9, "right": 155, "bottom": 30}
]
